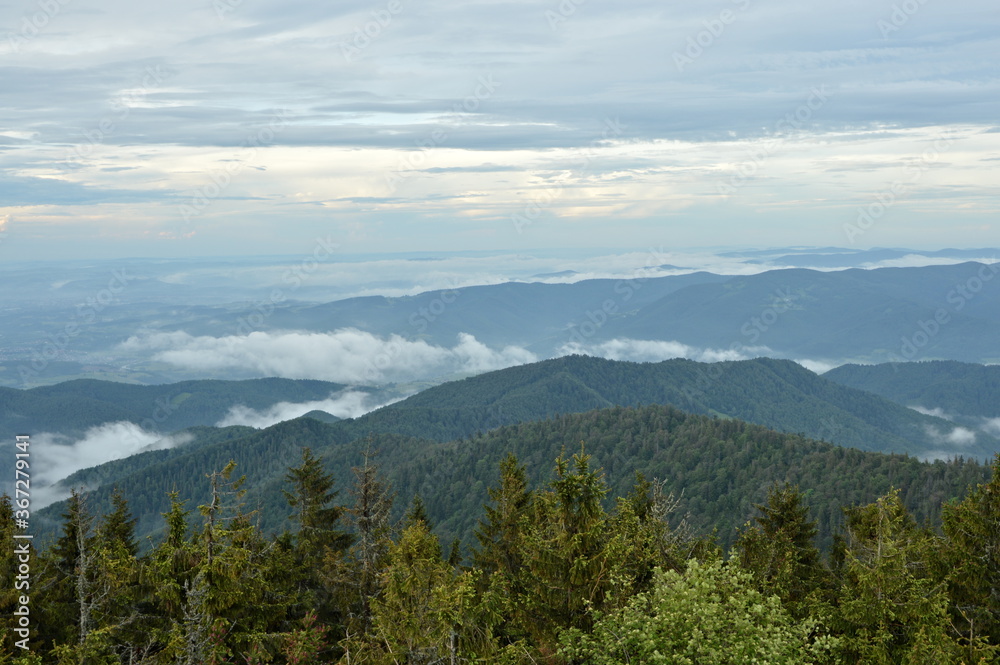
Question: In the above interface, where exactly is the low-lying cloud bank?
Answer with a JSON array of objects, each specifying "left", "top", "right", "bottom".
[
  {"left": 910, "top": 406, "right": 1000, "bottom": 441},
  {"left": 31, "top": 422, "right": 192, "bottom": 509},
  {"left": 121, "top": 329, "right": 538, "bottom": 384},
  {"left": 122, "top": 329, "right": 843, "bottom": 385},
  {"left": 556, "top": 338, "right": 772, "bottom": 364},
  {"left": 216, "top": 390, "right": 402, "bottom": 429}
]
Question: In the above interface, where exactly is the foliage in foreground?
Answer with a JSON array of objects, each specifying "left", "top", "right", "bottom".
[{"left": 2, "top": 445, "right": 1000, "bottom": 664}]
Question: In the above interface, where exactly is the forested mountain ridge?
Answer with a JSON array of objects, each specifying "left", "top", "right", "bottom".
[
  {"left": 0, "top": 377, "right": 365, "bottom": 435},
  {"left": 34, "top": 400, "right": 990, "bottom": 555},
  {"left": 9, "top": 356, "right": 992, "bottom": 459},
  {"left": 25, "top": 355, "right": 1000, "bottom": 546},
  {"left": 10, "top": 407, "right": 997, "bottom": 664},
  {"left": 341, "top": 355, "right": 999, "bottom": 458},
  {"left": 825, "top": 360, "right": 1000, "bottom": 418}
]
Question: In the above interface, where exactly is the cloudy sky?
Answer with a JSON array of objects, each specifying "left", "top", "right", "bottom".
[{"left": 1, "top": 0, "right": 998, "bottom": 260}]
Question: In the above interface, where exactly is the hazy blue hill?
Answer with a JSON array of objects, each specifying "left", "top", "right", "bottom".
[
  {"left": 745, "top": 248, "right": 1000, "bottom": 268},
  {"left": 7, "top": 263, "right": 1000, "bottom": 391},
  {"left": 266, "top": 272, "right": 733, "bottom": 349},
  {"left": 0, "top": 377, "right": 355, "bottom": 434},
  {"left": 604, "top": 262, "right": 1000, "bottom": 362},
  {"left": 825, "top": 361, "right": 1000, "bottom": 418},
  {"left": 0, "top": 385, "right": 137, "bottom": 435}
]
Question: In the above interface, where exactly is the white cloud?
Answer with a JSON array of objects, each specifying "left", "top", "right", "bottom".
[
  {"left": 216, "top": 390, "right": 402, "bottom": 428},
  {"left": 556, "top": 338, "right": 770, "bottom": 364},
  {"left": 910, "top": 405, "right": 954, "bottom": 420},
  {"left": 946, "top": 427, "right": 978, "bottom": 446},
  {"left": 977, "top": 417, "right": 1000, "bottom": 437},
  {"left": 31, "top": 422, "right": 192, "bottom": 509},
  {"left": 924, "top": 424, "right": 977, "bottom": 449},
  {"left": 793, "top": 359, "right": 841, "bottom": 374},
  {"left": 120, "top": 329, "right": 538, "bottom": 384}
]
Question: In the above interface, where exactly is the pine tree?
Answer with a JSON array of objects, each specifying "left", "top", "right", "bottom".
[
  {"left": 403, "top": 494, "right": 432, "bottom": 530},
  {"left": 520, "top": 446, "right": 611, "bottom": 650},
  {"left": 340, "top": 449, "right": 395, "bottom": 640},
  {"left": 34, "top": 490, "right": 93, "bottom": 653},
  {"left": 735, "top": 483, "right": 828, "bottom": 618},
  {"left": 284, "top": 447, "right": 352, "bottom": 557},
  {"left": 175, "top": 461, "right": 294, "bottom": 663},
  {"left": 940, "top": 453, "right": 1000, "bottom": 659},
  {"left": 473, "top": 453, "right": 532, "bottom": 579},
  {"left": 372, "top": 521, "right": 469, "bottom": 663},
  {"left": 283, "top": 447, "right": 352, "bottom": 649},
  {"left": 0, "top": 495, "right": 27, "bottom": 657},
  {"left": 835, "top": 489, "right": 961, "bottom": 663}
]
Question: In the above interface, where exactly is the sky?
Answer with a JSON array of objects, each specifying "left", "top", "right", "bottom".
[{"left": 1, "top": 0, "right": 998, "bottom": 260}]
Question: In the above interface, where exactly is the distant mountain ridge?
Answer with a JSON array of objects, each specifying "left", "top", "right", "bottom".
[
  {"left": 28, "top": 356, "right": 999, "bottom": 548},
  {"left": 825, "top": 360, "right": 1000, "bottom": 419},
  {"left": 0, "top": 377, "right": 361, "bottom": 435},
  {"left": 3, "top": 261, "right": 999, "bottom": 389}
]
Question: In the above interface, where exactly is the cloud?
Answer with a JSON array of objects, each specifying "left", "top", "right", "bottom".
[
  {"left": 924, "top": 424, "right": 977, "bottom": 448},
  {"left": 216, "top": 389, "right": 401, "bottom": 428},
  {"left": 793, "top": 359, "right": 841, "bottom": 374},
  {"left": 30, "top": 422, "right": 193, "bottom": 509},
  {"left": 979, "top": 417, "right": 1000, "bottom": 436},
  {"left": 556, "top": 338, "right": 769, "bottom": 364},
  {"left": 910, "top": 405, "right": 954, "bottom": 420},
  {"left": 0, "top": 174, "right": 176, "bottom": 206},
  {"left": 120, "top": 329, "right": 538, "bottom": 384}
]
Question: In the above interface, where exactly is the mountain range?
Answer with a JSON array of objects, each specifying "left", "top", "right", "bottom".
[
  {"left": 25, "top": 355, "right": 998, "bottom": 549},
  {"left": 4, "top": 260, "right": 999, "bottom": 388}
]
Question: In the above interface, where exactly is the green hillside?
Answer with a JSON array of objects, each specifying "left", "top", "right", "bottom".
[
  {"left": 825, "top": 360, "right": 1000, "bottom": 418},
  {"left": 35, "top": 403, "right": 990, "bottom": 553},
  {"left": 340, "top": 355, "right": 1000, "bottom": 458},
  {"left": 0, "top": 377, "right": 361, "bottom": 435}
]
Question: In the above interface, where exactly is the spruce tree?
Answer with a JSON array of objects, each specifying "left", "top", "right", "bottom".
[
  {"left": 735, "top": 483, "right": 828, "bottom": 617},
  {"left": 941, "top": 453, "right": 1000, "bottom": 659}
]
